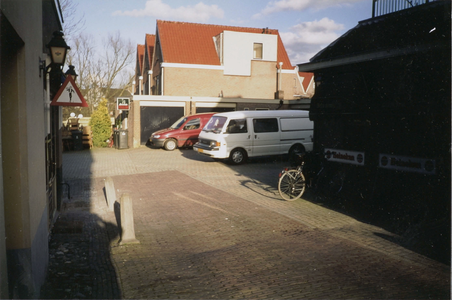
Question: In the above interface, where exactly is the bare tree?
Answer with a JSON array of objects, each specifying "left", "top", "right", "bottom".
[
  {"left": 65, "top": 33, "right": 98, "bottom": 114},
  {"left": 100, "top": 32, "right": 135, "bottom": 101},
  {"left": 59, "top": 0, "right": 85, "bottom": 43},
  {"left": 66, "top": 31, "right": 135, "bottom": 115},
  {"left": 60, "top": 0, "right": 134, "bottom": 116}
]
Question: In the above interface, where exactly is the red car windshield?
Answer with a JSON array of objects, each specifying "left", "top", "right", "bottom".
[{"left": 169, "top": 116, "right": 188, "bottom": 129}]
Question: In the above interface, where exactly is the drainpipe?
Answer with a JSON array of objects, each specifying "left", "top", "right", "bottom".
[
  {"left": 161, "top": 65, "right": 164, "bottom": 95},
  {"left": 132, "top": 81, "right": 136, "bottom": 95},
  {"left": 148, "top": 70, "right": 152, "bottom": 95},
  {"left": 278, "top": 62, "right": 283, "bottom": 91}
]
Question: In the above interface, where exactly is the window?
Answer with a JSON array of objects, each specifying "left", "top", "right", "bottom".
[
  {"left": 253, "top": 118, "right": 278, "bottom": 133},
  {"left": 203, "top": 116, "right": 227, "bottom": 133},
  {"left": 170, "top": 116, "right": 187, "bottom": 129},
  {"left": 226, "top": 119, "right": 247, "bottom": 134},
  {"left": 183, "top": 118, "right": 200, "bottom": 130},
  {"left": 253, "top": 43, "right": 263, "bottom": 59}
]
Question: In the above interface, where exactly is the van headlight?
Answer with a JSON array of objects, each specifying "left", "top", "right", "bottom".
[{"left": 210, "top": 141, "right": 221, "bottom": 148}]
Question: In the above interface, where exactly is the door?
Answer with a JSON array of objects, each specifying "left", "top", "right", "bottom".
[
  {"left": 251, "top": 118, "right": 280, "bottom": 156},
  {"left": 179, "top": 117, "right": 201, "bottom": 147},
  {"left": 224, "top": 118, "right": 252, "bottom": 155}
]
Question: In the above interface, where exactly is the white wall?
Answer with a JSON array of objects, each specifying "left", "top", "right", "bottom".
[{"left": 223, "top": 31, "right": 277, "bottom": 76}]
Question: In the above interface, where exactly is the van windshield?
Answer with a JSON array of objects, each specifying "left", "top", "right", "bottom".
[
  {"left": 202, "top": 116, "right": 227, "bottom": 133},
  {"left": 169, "top": 116, "right": 187, "bottom": 129}
]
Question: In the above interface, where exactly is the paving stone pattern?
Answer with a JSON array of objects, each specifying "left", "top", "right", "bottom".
[{"left": 40, "top": 147, "right": 450, "bottom": 299}]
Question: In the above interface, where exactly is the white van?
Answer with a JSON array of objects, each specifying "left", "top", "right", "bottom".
[{"left": 193, "top": 110, "right": 313, "bottom": 164}]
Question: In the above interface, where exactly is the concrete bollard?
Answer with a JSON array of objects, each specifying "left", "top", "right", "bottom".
[
  {"left": 104, "top": 177, "right": 116, "bottom": 211},
  {"left": 119, "top": 193, "right": 140, "bottom": 245}
]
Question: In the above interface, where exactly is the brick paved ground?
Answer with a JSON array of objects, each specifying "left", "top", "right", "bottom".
[{"left": 41, "top": 147, "right": 450, "bottom": 299}]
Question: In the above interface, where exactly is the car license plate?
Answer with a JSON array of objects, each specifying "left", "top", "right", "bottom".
[{"left": 198, "top": 148, "right": 203, "bottom": 153}]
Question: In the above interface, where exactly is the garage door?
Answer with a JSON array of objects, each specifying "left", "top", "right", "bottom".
[{"left": 140, "top": 106, "right": 184, "bottom": 145}]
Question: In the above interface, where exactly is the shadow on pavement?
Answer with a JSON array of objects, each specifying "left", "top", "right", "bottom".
[
  {"left": 40, "top": 149, "right": 122, "bottom": 299},
  {"left": 302, "top": 188, "right": 451, "bottom": 266},
  {"left": 182, "top": 147, "right": 450, "bottom": 265},
  {"left": 40, "top": 210, "right": 121, "bottom": 299}
]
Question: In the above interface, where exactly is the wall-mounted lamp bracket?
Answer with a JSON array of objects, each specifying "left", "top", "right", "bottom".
[{"left": 39, "top": 55, "right": 50, "bottom": 78}]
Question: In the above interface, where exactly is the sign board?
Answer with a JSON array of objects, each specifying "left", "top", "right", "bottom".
[
  {"left": 50, "top": 75, "right": 88, "bottom": 107},
  {"left": 324, "top": 148, "right": 365, "bottom": 166},
  {"left": 379, "top": 154, "right": 436, "bottom": 175},
  {"left": 117, "top": 98, "right": 130, "bottom": 110}
]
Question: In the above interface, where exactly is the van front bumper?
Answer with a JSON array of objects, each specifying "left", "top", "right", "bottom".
[{"left": 193, "top": 143, "right": 227, "bottom": 159}]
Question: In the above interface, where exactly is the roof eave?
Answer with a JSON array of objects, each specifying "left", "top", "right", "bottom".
[{"left": 298, "top": 42, "right": 447, "bottom": 72}]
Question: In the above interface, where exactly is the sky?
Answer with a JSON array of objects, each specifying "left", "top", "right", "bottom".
[{"left": 70, "top": 0, "right": 372, "bottom": 66}]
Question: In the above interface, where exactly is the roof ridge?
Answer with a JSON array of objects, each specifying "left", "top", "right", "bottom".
[{"left": 156, "top": 19, "right": 279, "bottom": 33}]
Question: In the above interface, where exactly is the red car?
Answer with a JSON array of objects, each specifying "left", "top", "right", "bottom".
[{"left": 150, "top": 112, "right": 215, "bottom": 151}]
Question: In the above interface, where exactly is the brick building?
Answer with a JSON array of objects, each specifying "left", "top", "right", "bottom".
[{"left": 129, "top": 21, "right": 314, "bottom": 147}]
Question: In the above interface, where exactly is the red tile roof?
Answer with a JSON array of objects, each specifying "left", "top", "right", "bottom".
[
  {"left": 137, "top": 44, "right": 145, "bottom": 75},
  {"left": 156, "top": 20, "right": 293, "bottom": 69},
  {"left": 299, "top": 72, "right": 314, "bottom": 92},
  {"left": 145, "top": 34, "right": 155, "bottom": 68}
]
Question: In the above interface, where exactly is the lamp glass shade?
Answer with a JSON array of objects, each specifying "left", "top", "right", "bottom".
[{"left": 50, "top": 46, "right": 67, "bottom": 65}]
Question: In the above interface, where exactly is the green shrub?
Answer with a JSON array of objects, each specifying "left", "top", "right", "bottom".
[{"left": 89, "top": 99, "right": 112, "bottom": 147}]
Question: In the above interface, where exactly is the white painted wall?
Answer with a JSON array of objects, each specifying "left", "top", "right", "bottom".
[{"left": 223, "top": 31, "right": 277, "bottom": 76}]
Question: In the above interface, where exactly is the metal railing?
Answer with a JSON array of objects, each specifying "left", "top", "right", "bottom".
[{"left": 372, "top": 0, "right": 435, "bottom": 17}]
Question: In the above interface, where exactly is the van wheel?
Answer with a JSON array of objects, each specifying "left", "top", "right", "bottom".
[
  {"left": 164, "top": 139, "right": 177, "bottom": 151},
  {"left": 229, "top": 148, "right": 246, "bottom": 165}
]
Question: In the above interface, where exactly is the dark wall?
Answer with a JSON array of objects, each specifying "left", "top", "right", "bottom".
[
  {"left": 307, "top": 6, "right": 450, "bottom": 263},
  {"left": 140, "top": 107, "right": 184, "bottom": 144},
  {"left": 195, "top": 107, "right": 234, "bottom": 114}
]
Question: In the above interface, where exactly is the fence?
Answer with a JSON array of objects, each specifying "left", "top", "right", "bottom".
[{"left": 372, "top": 0, "right": 435, "bottom": 17}]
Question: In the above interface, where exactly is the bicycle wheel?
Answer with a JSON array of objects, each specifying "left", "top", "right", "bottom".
[{"left": 278, "top": 170, "right": 306, "bottom": 201}]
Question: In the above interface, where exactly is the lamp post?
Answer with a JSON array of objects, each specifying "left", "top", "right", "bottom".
[{"left": 46, "top": 31, "right": 70, "bottom": 211}]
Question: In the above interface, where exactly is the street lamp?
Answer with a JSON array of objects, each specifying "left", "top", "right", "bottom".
[
  {"left": 40, "top": 31, "right": 71, "bottom": 211},
  {"left": 65, "top": 65, "right": 78, "bottom": 81},
  {"left": 40, "top": 31, "right": 71, "bottom": 78},
  {"left": 47, "top": 31, "right": 70, "bottom": 67}
]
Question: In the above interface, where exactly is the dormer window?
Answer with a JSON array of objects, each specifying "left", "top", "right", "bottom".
[{"left": 253, "top": 43, "right": 263, "bottom": 59}]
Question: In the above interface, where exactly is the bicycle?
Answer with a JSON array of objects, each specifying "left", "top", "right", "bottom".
[
  {"left": 278, "top": 151, "right": 334, "bottom": 201},
  {"left": 278, "top": 153, "right": 308, "bottom": 201}
]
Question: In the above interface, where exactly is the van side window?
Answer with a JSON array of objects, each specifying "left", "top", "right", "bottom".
[
  {"left": 253, "top": 118, "right": 278, "bottom": 133},
  {"left": 226, "top": 119, "right": 247, "bottom": 133},
  {"left": 183, "top": 118, "right": 200, "bottom": 130}
]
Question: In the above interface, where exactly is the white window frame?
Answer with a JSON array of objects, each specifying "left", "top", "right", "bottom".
[{"left": 253, "top": 43, "right": 263, "bottom": 59}]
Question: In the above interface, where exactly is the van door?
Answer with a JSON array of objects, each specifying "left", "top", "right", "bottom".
[
  {"left": 224, "top": 118, "right": 252, "bottom": 155},
  {"left": 251, "top": 118, "right": 280, "bottom": 156}
]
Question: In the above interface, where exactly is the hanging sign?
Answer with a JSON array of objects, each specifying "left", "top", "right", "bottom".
[
  {"left": 50, "top": 75, "right": 88, "bottom": 107},
  {"left": 117, "top": 97, "right": 130, "bottom": 110}
]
